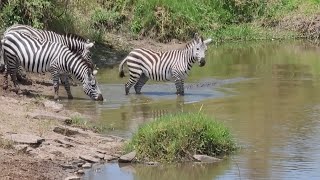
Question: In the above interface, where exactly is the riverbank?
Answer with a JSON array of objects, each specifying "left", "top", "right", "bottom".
[{"left": 0, "top": 73, "right": 123, "bottom": 179}]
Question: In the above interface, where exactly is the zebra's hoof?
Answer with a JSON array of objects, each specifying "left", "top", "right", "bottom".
[
  {"left": 68, "top": 95, "right": 74, "bottom": 99},
  {"left": 176, "top": 92, "right": 184, "bottom": 96}
]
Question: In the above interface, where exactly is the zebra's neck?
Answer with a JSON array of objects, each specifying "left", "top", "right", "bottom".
[
  {"left": 173, "top": 48, "right": 195, "bottom": 69},
  {"left": 64, "top": 54, "right": 89, "bottom": 84}
]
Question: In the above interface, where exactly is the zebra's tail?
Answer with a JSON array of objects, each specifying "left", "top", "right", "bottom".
[{"left": 119, "top": 58, "right": 127, "bottom": 78}]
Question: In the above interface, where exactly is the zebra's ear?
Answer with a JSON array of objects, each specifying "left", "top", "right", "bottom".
[
  {"left": 194, "top": 33, "right": 199, "bottom": 39},
  {"left": 193, "top": 33, "right": 201, "bottom": 42},
  {"left": 85, "top": 42, "right": 94, "bottom": 49},
  {"left": 93, "top": 70, "right": 98, "bottom": 75},
  {"left": 204, "top": 38, "right": 212, "bottom": 45}
]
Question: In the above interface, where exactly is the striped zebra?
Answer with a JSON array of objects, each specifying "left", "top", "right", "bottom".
[
  {"left": 1, "top": 31, "right": 103, "bottom": 101},
  {"left": 118, "top": 33, "right": 212, "bottom": 95},
  {"left": 1, "top": 24, "right": 94, "bottom": 84}
]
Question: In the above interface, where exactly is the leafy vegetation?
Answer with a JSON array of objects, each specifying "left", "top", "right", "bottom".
[
  {"left": 1, "top": 0, "right": 320, "bottom": 43},
  {"left": 126, "top": 112, "right": 237, "bottom": 163}
]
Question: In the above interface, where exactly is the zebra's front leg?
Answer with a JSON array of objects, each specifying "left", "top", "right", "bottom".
[
  {"left": 60, "top": 73, "right": 73, "bottom": 99},
  {"left": 174, "top": 78, "right": 185, "bottom": 96},
  {"left": 134, "top": 74, "right": 149, "bottom": 94},
  {"left": 50, "top": 70, "right": 60, "bottom": 100}
]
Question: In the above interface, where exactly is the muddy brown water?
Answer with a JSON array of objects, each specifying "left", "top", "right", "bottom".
[{"left": 62, "top": 40, "right": 320, "bottom": 180}]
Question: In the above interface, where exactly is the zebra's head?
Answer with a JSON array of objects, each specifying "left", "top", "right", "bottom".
[
  {"left": 83, "top": 68, "right": 104, "bottom": 101},
  {"left": 191, "top": 33, "right": 212, "bottom": 67}
]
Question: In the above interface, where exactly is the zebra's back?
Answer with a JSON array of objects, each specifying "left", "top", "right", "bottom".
[
  {"left": 127, "top": 48, "right": 177, "bottom": 81},
  {"left": 3, "top": 31, "right": 67, "bottom": 73}
]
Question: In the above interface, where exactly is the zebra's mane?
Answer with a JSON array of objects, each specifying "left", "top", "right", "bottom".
[
  {"left": 73, "top": 52, "right": 94, "bottom": 71},
  {"left": 185, "top": 36, "right": 204, "bottom": 49},
  {"left": 63, "top": 33, "right": 88, "bottom": 43}
]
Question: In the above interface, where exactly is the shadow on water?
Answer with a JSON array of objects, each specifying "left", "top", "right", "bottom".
[{"left": 61, "top": 40, "right": 320, "bottom": 180}]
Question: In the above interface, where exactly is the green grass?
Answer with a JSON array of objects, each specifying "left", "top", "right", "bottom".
[
  {"left": 1, "top": 0, "right": 320, "bottom": 44},
  {"left": 126, "top": 112, "right": 237, "bottom": 163}
]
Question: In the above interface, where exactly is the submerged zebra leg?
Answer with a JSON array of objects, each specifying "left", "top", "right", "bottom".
[
  {"left": 125, "top": 72, "right": 142, "bottom": 95},
  {"left": 134, "top": 73, "right": 149, "bottom": 94},
  {"left": 60, "top": 73, "right": 73, "bottom": 99},
  {"left": 174, "top": 78, "right": 185, "bottom": 96}
]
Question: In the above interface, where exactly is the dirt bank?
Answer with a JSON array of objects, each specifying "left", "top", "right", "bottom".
[{"left": 0, "top": 72, "right": 123, "bottom": 179}]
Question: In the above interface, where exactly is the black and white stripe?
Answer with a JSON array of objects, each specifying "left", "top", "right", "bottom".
[
  {"left": 3, "top": 24, "right": 94, "bottom": 84},
  {"left": 1, "top": 31, "right": 103, "bottom": 101},
  {"left": 118, "top": 33, "right": 212, "bottom": 95}
]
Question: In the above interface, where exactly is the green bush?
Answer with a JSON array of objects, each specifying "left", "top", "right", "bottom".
[
  {"left": 91, "top": 8, "right": 124, "bottom": 30},
  {"left": 0, "top": 0, "right": 53, "bottom": 29},
  {"left": 126, "top": 112, "right": 237, "bottom": 163}
]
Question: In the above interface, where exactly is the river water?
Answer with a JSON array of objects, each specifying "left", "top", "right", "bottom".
[{"left": 62, "top": 40, "right": 320, "bottom": 180}]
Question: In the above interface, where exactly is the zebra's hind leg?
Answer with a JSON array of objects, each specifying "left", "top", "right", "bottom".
[
  {"left": 60, "top": 73, "right": 73, "bottom": 99},
  {"left": 125, "top": 72, "right": 141, "bottom": 95},
  {"left": 3, "top": 64, "right": 9, "bottom": 90},
  {"left": 7, "top": 63, "right": 20, "bottom": 93},
  {"left": 174, "top": 78, "right": 185, "bottom": 96},
  {"left": 134, "top": 74, "right": 149, "bottom": 94}
]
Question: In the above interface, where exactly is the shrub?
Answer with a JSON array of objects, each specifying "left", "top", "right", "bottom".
[
  {"left": 0, "top": 0, "right": 53, "bottom": 29},
  {"left": 126, "top": 112, "right": 237, "bottom": 163}
]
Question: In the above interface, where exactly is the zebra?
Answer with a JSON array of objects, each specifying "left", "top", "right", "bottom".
[
  {"left": 118, "top": 33, "right": 212, "bottom": 95},
  {"left": 1, "top": 24, "right": 94, "bottom": 85},
  {"left": 1, "top": 31, "right": 103, "bottom": 101}
]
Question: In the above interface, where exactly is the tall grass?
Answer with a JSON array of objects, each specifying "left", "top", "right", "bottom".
[
  {"left": 126, "top": 112, "right": 237, "bottom": 163},
  {"left": 1, "top": 0, "right": 320, "bottom": 43}
]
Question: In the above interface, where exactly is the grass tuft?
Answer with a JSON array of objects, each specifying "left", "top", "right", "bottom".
[{"left": 126, "top": 112, "right": 237, "bottom": 163}]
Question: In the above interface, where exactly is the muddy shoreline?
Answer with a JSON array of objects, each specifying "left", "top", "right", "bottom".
[
  {"left": 0, "top": 36, "right": 188, "bottom": 179},
  {"left": 0, "top": 72, "right": 125, "bottom": 179}
]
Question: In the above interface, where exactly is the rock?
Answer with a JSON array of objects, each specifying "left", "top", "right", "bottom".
[
  {"left": 94, "top": 153, "right": 104, "bottom": 159},
  {"left": 13, "top": 144, "right": 28, "bottom": 152},
  {"left": 65, "top": 176, "right": 80, "bottom": 180},
  {"left": 61, "top": 164, "right": 75, "bottom": 169},
  {"left": 193, "top": 154, "right": 222, "bottom": 163},
  {"left": 96, "top": 150, "right": 107, "bottom": 154},
  {"left": 54, "top": 139, "right": 74, "bottom": 148},
  {"left": 79, "top": 155, "right": 100, "bottom": 163},
  {"left": 43, "top": 100, "right": 64, "bottom": 112},
  {"left": 27, "top": 113, "right": 71, "bottom": 124},
  {"left": 113, "top": 153, "right": 121, "bottom": 158},
  {"left": 104, "top": 155, "right": 117, "bottom": 161},
  {"left": 118, "top": 151, "right": 136, "bottom": 163},
  {"left": 3, "top": 133, "right": 44, "bottom": 145},
  {"left": 53, "top": 126, "right": 79, "bottom": 136},
  {"left": 145, "top": 161, "right": 159, "bottom": 166},
  {"left": 82, "top": 163, "right": 92, "bottom": 168},
  {"left": 77, "top": 169, "right": 85, "bottom": 175}
]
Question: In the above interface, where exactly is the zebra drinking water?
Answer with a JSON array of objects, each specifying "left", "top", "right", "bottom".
[
  {"left": 1, "top": 24, "right": 94, "bottom": 85},
  {"left": 1, "top": 31, "right": 103, "bottom": 101},
  {"left": 118, "top": 33, "right": 212, "bottom": 95}
]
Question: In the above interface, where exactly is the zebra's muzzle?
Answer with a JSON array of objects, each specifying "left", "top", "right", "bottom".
[
  {"left": 199, "top": 60, "right": 206, "bottom": 67},
  {"left": 96, "top": 94, "right": 104, "bottom": 101}
]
